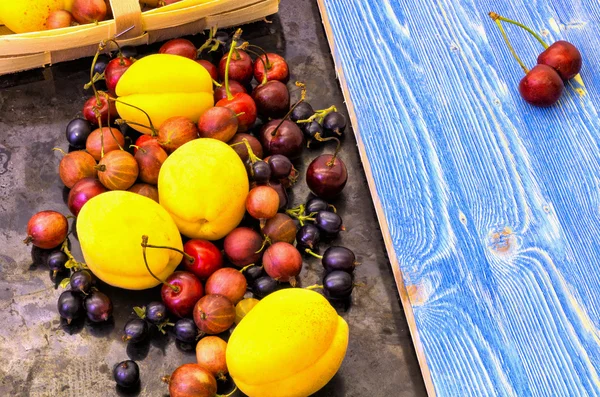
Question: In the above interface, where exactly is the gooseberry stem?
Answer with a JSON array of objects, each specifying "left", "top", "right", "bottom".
[
  {"left": 305, "top": 249, "right": 323, "bottom": 260},
  {"left": 52, "top": 147, "right": 67, "bottom": 156},
  {"left": 297, "top": 105, "right": 337, "bottom": 125},
  {"left": 61, "top": 238, "right": 87, "bottom": 271},
  {"left": 224, "top": 29, "right": 243, "bottom": 101},
  {"left": 305, "top": 284, "right": 324, "bottom": 291},
  {"left": 489, "top": 12, "right": 548, "bottom": 49}
]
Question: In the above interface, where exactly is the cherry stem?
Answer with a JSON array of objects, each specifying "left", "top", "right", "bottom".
[
  {"left": 489, "top": 12, "right": 548, "bottom": 50},
  {"left": 270, "top": 81, "right": 307, "bottom": 137},
  {"left": 52, "top": 147, "right": 67, "bottom": 156},
  {"left": 212, "top": 79, "right": 222, "bottom": 87},
  {"left": 224, "top": 29, "right": 243, "bottom": 101},
  {"left": 115, "top": 118, "right": 158, "bottom": 136},
  {"left": 314, "top": 133, "right": 341, "bottom": 162},
  {"left": 305, "top": 249, "right": 323, "bottom": 260},
  {"left": 245, "top": 49, "right": 268, "bottom": 85},
  {"left": 491, "top": 18, "right": 529, "bottom": 74},
  {"left": 110, "top": 97, "right": 157, "bottom": 135},
  {"left": 305, "top": 284, "right": 324, "bottom": 291},
  {"left": 141, "top": 235, "right": 190, "bottom": 293},
  {"left": 247, "top": 44, "right": 271, "bottom": 68},
  {"left": 89, "top": 50, "right": 102, "bottom": 100},
  {"left": 84, "top": 72, "right": 105, "bottom": 90}
]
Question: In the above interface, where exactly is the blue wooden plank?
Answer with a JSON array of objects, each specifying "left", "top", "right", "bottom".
[{"left": 318, "top": 0, "right": 600, "bottom": 396}]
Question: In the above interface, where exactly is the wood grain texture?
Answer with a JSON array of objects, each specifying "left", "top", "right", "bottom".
[{"left": 318, "top": 0, "right": 600, "bottom": 396}]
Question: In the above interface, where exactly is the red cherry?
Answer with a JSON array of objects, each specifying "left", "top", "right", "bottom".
[
  {"left": 537, "top": 40, "right": 582, "bottom": 81},
  {"left": 196, "top": 60, "right": 218, "bottom": 81},
  {"left": 253, "top": 53, "right": 289, "bottom": 83},
  {"left": 182, "top": 240, "right": 224, "bottom": 280},
  {"left": 216, "top": 93, "right": 257, "bottom": 133},
  {"left": 213, "top": 80, "right": 247, "bottom": 103},
  {"left": 105, "top": 57, "right": 134, "bottom": 95},
  {"left": 159, "top": 38, "right": 197, "bottom": 60},
  {"left": 252, "top": 80, "right": 290, "bottom": 119},
  {"left": 218, "top": 50, "right": 253, "bottom": 85},
  {"left": 519, "top": 64, "right": 564, "bottom": 107},
  {"left": 82, "top": 91, "right": 117, "bottom": 125},
  {"left": 259, "top": 119, "right": 304, "bottom": 159},
  {"left": 161, "top": 271, "right": 204, "bottom": 318}
]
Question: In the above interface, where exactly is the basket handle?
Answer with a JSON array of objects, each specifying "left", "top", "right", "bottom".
[{"left": 109, "top": 0, "right": 145, "bottom": 40}]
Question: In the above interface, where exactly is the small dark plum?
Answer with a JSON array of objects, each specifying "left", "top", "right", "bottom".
[
  {"left": 267, "top": 154, "right": 293, "bottom": 179},
  {"left": 146, "top": 301, "right": 168, "bottom": 324},
  {"left": 122, "top": 318, "right": 149, "bottom": 343},
  {"left": 322, "top": 246, "right": 357, "bottom": 273},
  {"left": 174, "top": 318, "right": 200, "bottom": 344},
  {"left": 304, "top": 121, "right": 323, "bottom": 143},
  {"left": 70, "top": 269, "right": 93, "bottom": 293},
  {"left": 315, "top": 211, "right": 344, "bottom": 237},
  {"left": 243, "top": 265, "right": 265, "bottom": 285},
  {"left": 305, "top": 198, "right": 330, "bottom": 214},
  {"left": 113, "top": 360, "right": 140, "bottom": 388},
  {"left": 267, "top": 180, "right": 288, "bottom": 210},
  {"left": 252, "top": 161, "right": 271, "bottom": 184},
  {"left": 93, "top": 54, "right": 111, "bottom": 75},
  {"left": 66, "top": 118, "right": 93, "bottom": 149},
  {"left": 253, "top": 276, "right": 278, "bottom": 299},
  {"left": 290, "top": 102, "right": 314, "bottom": 123},
  {"left": 85, "top": 290, "right": 113, "bottom": 322},
  {"left": 323, "top": 271, "right": 354, "bottom": 300},
  {"left": 323, "top": 112, "right": 347, "bottom": 137},
  {"left": 518, "top": 64, "right": 564, "bottom": 107},
  {"left": 297, "top": 224, "right": 321, "bottom": 251},
  {"left": 47, "top": 251, "right": 68, "bottom": 274},
  {"left": 537, "top": 40, "right": 582, "bottom": 81},
  {"left": 57, "top": 290, "right": 84, "bottom": 323},
  {"left": 119, "top": 46, "right": 138, "bottom": 59}
]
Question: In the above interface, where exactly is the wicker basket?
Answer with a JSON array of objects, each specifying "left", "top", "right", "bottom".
[{"left": 0, "top": 0, "right": 279, "bottom": 75}]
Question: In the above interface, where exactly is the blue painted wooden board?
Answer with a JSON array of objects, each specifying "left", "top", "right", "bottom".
[{"left": 317, "top": 0, "right": 600, "bottom": 396}]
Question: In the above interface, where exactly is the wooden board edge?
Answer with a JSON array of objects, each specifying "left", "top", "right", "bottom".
[{"left": 315, "top": 1, "right": 437, "bottom": 395}]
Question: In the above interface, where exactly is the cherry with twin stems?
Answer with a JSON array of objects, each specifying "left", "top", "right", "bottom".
[
  {"left": 140, "top": 236, "right": 204, "bottom": 319},
  {"left": 215, "top": 29, "right": 257, "bottom": 132},
  {"left": 489, "top": 12, "right": 582, "bottom": 107}
]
